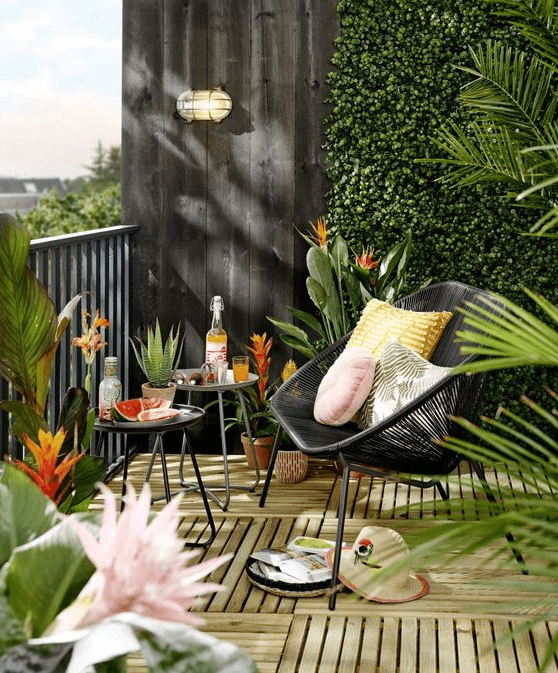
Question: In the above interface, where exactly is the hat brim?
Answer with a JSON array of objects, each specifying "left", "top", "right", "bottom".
[{"left": 326, "top": 547, "right": 429, "bottom": 603}]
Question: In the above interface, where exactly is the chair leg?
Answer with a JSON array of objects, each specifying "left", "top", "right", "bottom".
[
  {"left": 258, "top": 431, "right": 282, "bottom": 508},
  {"left": 328, "top": 464, "right": 351, "bottom": 610},
  {"left": 470, "top": 460, "right": 528, "bottom": 574}
]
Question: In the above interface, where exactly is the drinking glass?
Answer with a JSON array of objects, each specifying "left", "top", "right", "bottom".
[
  {"left": 232, "top": 356, "right": 249, "bottom": 382},
  {"left": 215, "top": 360, "right": 228, "bottom": 384}
]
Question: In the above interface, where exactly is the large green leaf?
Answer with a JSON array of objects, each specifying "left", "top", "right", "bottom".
[
  {"left": 56, "top": 387, "right": 91, "bottom": 457},
  {"left": 35, "top": 293, "right": 85, "bottom": 414},
  {"left": 0, "top": 400, "right": 48, "bottom": 446},
  {"left": 306, "top": 247, "right": 343, "bottom": 326},
  {"left": 0, "top": 214, "right": 57, "bottom": 415},
  {"left": 58, "top": 454, "right": 105, "bottom": 513},
  {"left": 5, "top": 515, "right": 96, "bottom": 637},
  {"left": 0, "top": 465, "right": 61, "bottom": 567}
]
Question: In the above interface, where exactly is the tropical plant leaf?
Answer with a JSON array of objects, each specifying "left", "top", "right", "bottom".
[
  {"left": 0, "top": 214, "right": 57, "bottom": 415},
  {"left": 56, "top": 387, "right": 90, "bottom": 457},
  {"left": 58, "top": 454, "right": 105, "bottom": 513},
  {"left": 0, "top": 400, "right": 48, "bottom": 446},
  {"left": 5, "top": 515, "right": 96, "bottom": 637},
  {"left": 0, "top": 465, "right": 61, "bottom": 567},
  {"left": 35, "top": 294, "right": 85, "bottom": 414},
  {"left": 454, "top": 288, "right": 558, "bottom": 373}
]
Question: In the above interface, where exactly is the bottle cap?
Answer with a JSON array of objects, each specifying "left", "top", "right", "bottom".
[
  {"left": 105, "top": 356, "right": 118, "bottom": 364},
  {"left": 210, "top": 296, "right": 224, "bottom": 311}
]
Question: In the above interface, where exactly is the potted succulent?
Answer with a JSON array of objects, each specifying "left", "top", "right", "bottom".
[{"left": 130, "top": 319, "right": 183, "bottom": 403}]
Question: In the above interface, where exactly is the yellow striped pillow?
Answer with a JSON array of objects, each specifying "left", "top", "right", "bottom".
[{"left": 346, "top": 299, "right": 453, "bottom": 360}]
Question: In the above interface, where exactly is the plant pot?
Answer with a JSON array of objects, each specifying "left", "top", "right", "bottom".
[
  {"left": 241, "top": 432, "right": 274, "bottom": 470},
  {"left": 141, "top": 381, "right": 177, "bottom": 405},
  {"left": 275, "top": 448, "right": 308, "bottom": 484}
]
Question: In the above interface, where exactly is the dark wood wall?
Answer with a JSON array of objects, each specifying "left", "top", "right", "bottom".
[{"left": 121, "top": 0, "right": 338, "bottom": 382}]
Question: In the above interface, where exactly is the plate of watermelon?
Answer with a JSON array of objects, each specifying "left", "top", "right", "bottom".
[{"left": 110, "top": 398, "right": 189, "bottom": 428}]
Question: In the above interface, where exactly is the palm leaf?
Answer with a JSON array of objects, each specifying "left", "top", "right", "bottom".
[
  {"left": 454, "top": 289, "right": 558, "bottom": 373},
  {"left": 460, "top": 42, "right": 557, "bottom": 135}
]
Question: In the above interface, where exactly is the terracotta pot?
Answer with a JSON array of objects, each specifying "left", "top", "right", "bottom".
[
  {"left": 275, "top": 449, "right": 308, "bottom": 484},
  {"left": 241, "top": 432, "right": 274, "bottom": 470},
  {"left": 141, "top": 381, "right": 177, "bottom": 405}
]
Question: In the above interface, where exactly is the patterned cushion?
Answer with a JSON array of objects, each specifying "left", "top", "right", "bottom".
[
  {"left": 314, "top": 346, "right": 376, "bottom": 426},
  {"left": 347, "top": 299, "right": 453, "bottom": 360},
  {"left": 356, "top": 339, "right": 453, "bottom": 428}
]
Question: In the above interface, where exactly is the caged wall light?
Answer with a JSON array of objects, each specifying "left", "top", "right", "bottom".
[{"left": 176, "top": 87, "right": 232, "bottom": 123}]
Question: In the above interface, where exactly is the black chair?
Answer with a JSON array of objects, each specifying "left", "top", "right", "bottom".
[{"left": 259, "top": 281, "right": 521, "bottom": 609}]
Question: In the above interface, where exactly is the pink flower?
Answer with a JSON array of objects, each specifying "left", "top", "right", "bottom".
[{"left": 65, "top": 483, "right": 229, "bottom": 629}]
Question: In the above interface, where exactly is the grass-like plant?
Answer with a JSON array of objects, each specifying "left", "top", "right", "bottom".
[{"left": 130, "top": 320, "right": 183, "bottom": 388}]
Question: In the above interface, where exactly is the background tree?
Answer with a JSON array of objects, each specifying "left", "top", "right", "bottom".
[{"left": 16, "top": 142, "right": 121, "bottom": 238}]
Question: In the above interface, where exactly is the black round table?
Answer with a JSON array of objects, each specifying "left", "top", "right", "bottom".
[{"left": 93, "top": 403, "right": 215, "bottom": 547}]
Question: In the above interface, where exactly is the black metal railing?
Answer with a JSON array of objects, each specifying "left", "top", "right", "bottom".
[{"left": 1, "top": 224, "right": 139, "bottom": 473}]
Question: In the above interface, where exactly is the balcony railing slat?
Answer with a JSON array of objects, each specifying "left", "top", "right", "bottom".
[{"left": 1, "top": 225, "right": 139, "bottom": 472}]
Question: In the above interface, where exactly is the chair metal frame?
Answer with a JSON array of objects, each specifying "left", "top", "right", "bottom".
[{"left": 259, "top": 281, "right": 523, "bottom": 609}]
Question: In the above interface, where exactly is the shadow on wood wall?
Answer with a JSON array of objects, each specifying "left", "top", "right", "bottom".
[{"left": 121, "top": 0, "right": 339, "bottom": 447}]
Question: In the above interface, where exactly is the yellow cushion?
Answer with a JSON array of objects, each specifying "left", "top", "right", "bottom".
[{"left": 346, "top": 299, "right": 453, "bottom": 360}]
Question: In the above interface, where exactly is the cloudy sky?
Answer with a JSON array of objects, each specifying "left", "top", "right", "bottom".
[{"left": 0, "top": 0, "right": 121, "bottom": 180}]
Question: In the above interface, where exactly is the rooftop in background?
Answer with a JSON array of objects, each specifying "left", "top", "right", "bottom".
[{"left": 0, "top": 178, "right": 67, "bottom": 216}]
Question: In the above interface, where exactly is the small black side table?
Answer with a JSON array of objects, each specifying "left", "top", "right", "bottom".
[{"left": 93, "top": 403, "right": 215, "bottom": 547}]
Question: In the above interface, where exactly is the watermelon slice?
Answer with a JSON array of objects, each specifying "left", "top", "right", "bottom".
[
  {"left": 137, "top": 408, "right": 181, "bottom": 423},
  {"left": 140, "top": 397, "right": 172, "bottom": 411},
  {"left": 112, "top": 398, "right": 143, "bottom": 422}
]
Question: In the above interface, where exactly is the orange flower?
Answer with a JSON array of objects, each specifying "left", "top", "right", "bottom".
[
  {"left": 308, "top": 216, "right": 328, "bottom": 251},
  {"left": 72, "top": 309, "right": 109, "bottom": 366},
  {"left": 245, "top": 333, "right": 273, "bottom": 403},
  {"left": 355, "top": 246, "right": 379, "bottom": 270},
  {"left": 13, "top": 428, "right": 84, "bottom": 504}
]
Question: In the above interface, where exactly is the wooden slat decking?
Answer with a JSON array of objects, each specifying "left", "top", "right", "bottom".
[{"left": 94, "top": 454, "right": 558, "bottom": 673}]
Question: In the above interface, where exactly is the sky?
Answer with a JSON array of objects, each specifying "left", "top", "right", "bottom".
[{"left": 0, "top": 0, "right": 121, "bottom": 180}]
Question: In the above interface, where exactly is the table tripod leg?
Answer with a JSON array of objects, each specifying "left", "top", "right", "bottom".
[
  {"left": 181, "top": 429, "right": 216, "bottom": 547},
  {"left": 157, "top": 434, "right": 171, "bottom": 503},
  {"left": 238, "top": 389, "right": 260, "bottom": 489},
  {"left": 121, "top": 437, "right": 130, "bottom": 512},
  {"left": 216, "top": 391, "right": 231, "bottom": 510}
]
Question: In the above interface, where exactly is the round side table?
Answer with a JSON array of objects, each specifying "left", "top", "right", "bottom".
[
  {"left": 175, "top": 368, "right": 260, "bottom": 511},
  {"left": 93, "top": 403, "right": 215, "bottom": 547}
]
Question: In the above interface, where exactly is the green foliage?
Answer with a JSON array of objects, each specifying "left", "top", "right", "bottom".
[
  {"left": 16, "top": 183, "right": 121, "bottom": 239},
  {"left": 428, "top": 0, "right": 558, "bottom": 235},
  {"left": 268, "top": 228, "right": 423, "bottom": 360},
  {"left": 324, "top": 0, "right": 558, "bottom": 413}
]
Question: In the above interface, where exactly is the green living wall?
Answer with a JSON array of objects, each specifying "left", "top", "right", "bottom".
[{"left": 324, "top": 0, "right": 558, "bottom": 412}]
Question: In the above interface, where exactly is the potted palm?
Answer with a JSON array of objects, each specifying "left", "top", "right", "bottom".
[{"left": 130, "top": 319, "right": 183, "bottom": 403}]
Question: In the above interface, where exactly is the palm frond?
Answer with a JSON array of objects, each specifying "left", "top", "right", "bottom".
[
  {"left": 454, "top": 288, "right": 558, "bottom": 373},
  {"left": 459, "top": 42, "right": 557, "bottom": 135},
  {"left": 487, "top": 0, "right": 558, "bottom": 67}
]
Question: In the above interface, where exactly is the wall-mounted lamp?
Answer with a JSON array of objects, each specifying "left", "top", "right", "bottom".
[{"left": 176, "top": 87, "right": 232, "bottom": 123}]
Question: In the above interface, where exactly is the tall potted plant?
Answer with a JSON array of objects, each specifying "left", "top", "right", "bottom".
[{"left": 130, "top": 319, "right": 183, "bottom": 403}]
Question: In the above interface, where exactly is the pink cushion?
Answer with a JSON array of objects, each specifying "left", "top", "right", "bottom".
[{"left": 314, "top": 347, "right": 376, "bottom": 426}]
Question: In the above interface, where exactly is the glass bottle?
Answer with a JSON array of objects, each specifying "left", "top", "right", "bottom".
[
  {"left": 205, "top": 295, "right": 227, "bottom": 365},
  {"left": 98, "top": 356, "right": 122, "bottom": 421}
]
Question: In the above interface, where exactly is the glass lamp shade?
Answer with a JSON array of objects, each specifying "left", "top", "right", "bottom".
[{"left": 176, "top": 88, "right": 232, "bottom": 123}]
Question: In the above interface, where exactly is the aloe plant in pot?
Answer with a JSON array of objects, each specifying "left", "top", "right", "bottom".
[{"left": 130, "top": 320, "right": 183, "bottom": 403}]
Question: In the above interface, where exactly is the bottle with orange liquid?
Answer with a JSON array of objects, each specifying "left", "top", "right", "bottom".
[{"left": 205, "top": 296, "right": 227, "bottom": 365}]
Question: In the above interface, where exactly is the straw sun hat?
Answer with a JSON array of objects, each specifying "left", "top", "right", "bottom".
[{"left": 325, "top": 526, "right": 429, "bottom": 603}]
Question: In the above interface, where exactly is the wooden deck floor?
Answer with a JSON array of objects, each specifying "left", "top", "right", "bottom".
[{"left": 95, "top": 453, "right": 558, "bottom": 673}]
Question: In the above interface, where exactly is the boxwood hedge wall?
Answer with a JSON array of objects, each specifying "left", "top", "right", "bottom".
[{"left": 324, "top": 0, "right": 558, "bottom": 413}]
